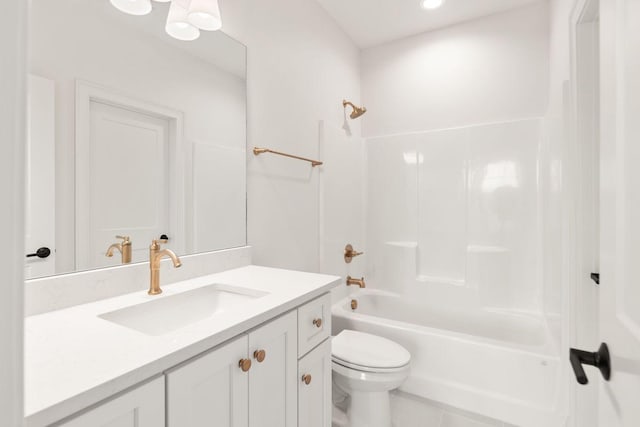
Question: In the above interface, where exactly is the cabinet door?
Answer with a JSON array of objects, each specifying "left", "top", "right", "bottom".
[
  {"left": 167, "top": 335, "right": 249, "bottom": 427},
  {"left": 58, "top": 377, "right": 164, "bottom": 427},
  {"left": 298, "top": 339, "right": 332, "bottom": 427},
  {"left": 248, "top": 311, "right": 297, "bottom": 427}
]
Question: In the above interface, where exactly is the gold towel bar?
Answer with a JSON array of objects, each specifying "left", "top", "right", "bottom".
[{"left": 253, "top": 147, "right": 323, "bottom": 167}]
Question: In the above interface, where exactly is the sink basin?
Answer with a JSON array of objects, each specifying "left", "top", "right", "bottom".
[{"left": 99, "top": 284, "right": 268, "bottom": 336}]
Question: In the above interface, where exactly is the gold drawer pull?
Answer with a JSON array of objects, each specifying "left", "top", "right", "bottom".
[
  {"left": 239, "top": 359, "right": 252, "bottom": 372},
  {"left": 312, "top": 318, "right": 323, "bottom": 328},
  {"left": 253, "top": 349, "right": 266, "bottom": 363},
  {"left": 301, "top": 374, "right": 312, "bottom": 385}
]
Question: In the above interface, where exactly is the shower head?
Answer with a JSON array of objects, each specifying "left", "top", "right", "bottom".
[{"left": 343, "top": 100, "right": 367, "bottom": 119}]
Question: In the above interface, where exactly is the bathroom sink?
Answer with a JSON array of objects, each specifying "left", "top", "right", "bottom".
[{"left": 99, "top": 284, "right": 268, "bottom": 336}]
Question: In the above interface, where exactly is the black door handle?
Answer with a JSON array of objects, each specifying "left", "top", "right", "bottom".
[
  {"left": 569, "top": 343, "right": 611, "bottom": 385},
  {"left": 26, "top": 247, "right": 51, "bottom": 259}
]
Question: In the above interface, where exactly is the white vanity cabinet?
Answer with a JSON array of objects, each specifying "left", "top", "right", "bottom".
[
  {"left": 166, "top": 311, "right": 298, "bottom": 427},
  {"left": 25, "top": 265, "right": 340, "bottom": 427},
  {"left": 57, "top": 377, "right": 165, "bottom": 427}
]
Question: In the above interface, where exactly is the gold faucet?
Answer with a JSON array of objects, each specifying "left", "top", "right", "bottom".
[
  {"left": 106, "top": 235, "right": 132, "bottom": 264},
  {"left": 346, "top": 276, "right": 366, "bottom": 288},
  {"left": 149, "top": 239, "right": 182, "bottom": 295},
  {"left": 344, "top": 244, "right": 364, "bottom": 264}
]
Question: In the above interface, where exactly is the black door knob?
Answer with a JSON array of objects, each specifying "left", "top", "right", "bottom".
[
  {"left": 570, "top": 343, "right": 611, "bottom": 385},
  {"left": 26, "top": 247, "right": 51, "bottom": 259}
]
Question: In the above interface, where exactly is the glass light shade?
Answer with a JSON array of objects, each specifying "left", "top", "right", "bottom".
[
  {"left": 421, "top": 0, "right": 444, "bottom": 9},
  {"left": 188, "top": 0, "right": 222, "bottom": 31},
  {"left": 110, "top": 0, "right": 152, "bottom": 15},
  {"left": 166, "top": 0, "right": 201, "bottom": 41}
]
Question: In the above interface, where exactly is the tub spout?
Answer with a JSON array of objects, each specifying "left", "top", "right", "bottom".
[{"left": 346, "top": 276, "right": 365, "bottom": 288}]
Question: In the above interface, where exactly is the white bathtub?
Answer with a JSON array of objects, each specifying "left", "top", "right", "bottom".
[{"left": 332, "top": 290, "right": 567, "bottom": 427}]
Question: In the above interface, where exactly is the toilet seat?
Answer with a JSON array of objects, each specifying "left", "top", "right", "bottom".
[
  {"left": 332, "top": 357, "right": 409, "bottom": 374},
  {"left": 332, "top": 330, "right": 411, "bottom": 373}
]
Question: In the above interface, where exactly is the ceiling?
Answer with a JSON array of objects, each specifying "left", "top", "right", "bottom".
[{"left": 315, "top": 0, "right": 543, "bottom": 49}]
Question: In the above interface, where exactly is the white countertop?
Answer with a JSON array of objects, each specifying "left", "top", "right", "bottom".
[{"left": 24, "top": 265, "right": 340, "bottom": 427}]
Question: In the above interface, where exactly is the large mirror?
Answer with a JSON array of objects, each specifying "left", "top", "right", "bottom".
[{"left": 26, "top": 0, "right": 247, "bottom": 279}]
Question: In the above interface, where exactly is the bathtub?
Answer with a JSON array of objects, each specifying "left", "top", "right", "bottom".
[{"left": 332, "top": 290, "right": 567, "bottom": 427}]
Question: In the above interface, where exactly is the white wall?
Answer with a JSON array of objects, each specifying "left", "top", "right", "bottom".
[
  {"left": 220, "top": 0, "right": 362, "bottom": 273},
  {"left": 361, "top": 2, "right": 550, "bottom": 137},
  {"left": 29, "top": 0, "right": 246, "bottom": 275},
  {"left": 0, "top": 0, "right": 25, "bottom": 424}
]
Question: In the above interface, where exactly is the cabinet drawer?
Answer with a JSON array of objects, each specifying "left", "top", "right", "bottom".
[{"left": 298, "top": 293, "right": 331, "bottom": 357}]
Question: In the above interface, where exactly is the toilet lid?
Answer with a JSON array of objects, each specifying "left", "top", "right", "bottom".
[{"left": 332, "top": 330, "right": 411, "bottom": 369}]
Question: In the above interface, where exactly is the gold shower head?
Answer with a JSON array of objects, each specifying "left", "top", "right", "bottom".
[{"left": 343, "top": 100, "right": 367, "bottom": 119}]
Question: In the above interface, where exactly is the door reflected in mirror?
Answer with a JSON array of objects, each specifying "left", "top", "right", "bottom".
[{"left": 26, "top": 0, "right": 247, "bottom": 279}]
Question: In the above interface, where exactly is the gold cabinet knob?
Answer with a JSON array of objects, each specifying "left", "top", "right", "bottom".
[
  {"left": 301, "top": 374, "right": 312, "bottom": 385},
  {"left": 253, "top": 349, "right": 266, "bottom": 363},
  {"left": 313, "top": 318, "right": 323, "bottom": 328},
  {"left": 239, "top": 358, "right": 252, "bottom": 372}
]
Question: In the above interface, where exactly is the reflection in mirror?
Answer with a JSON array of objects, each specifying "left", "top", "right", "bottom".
[{"left": 26, "top": 0, "right": 247, "bottom": 279}]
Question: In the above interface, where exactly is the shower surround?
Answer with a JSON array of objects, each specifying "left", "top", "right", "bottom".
[
  {"left": 366, "top": 119, "right": 545, "bottom": 313},
  {"left": 336, "top": 118, "right": 567, "bottom": 426}
]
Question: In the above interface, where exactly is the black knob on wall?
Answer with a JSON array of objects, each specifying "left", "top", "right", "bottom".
[
  {"left": 26, "top": 247, "right": 51, "bottom": 259},
  {"left": 570, "top": 343, "right": 611, "bottom": 385}
]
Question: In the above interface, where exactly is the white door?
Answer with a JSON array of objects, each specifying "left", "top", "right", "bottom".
[
  {"left": 59, "top": 377, "right": 164, "bottom": 427},
  {"left": 248, "top": 311, "right": 297, "bottom": 427},
  {"left": 298, "top": 339, "right": 332, "bottom": 427},
  {"left": 166, "top": 335, "right": 249, "bottom": 427},
  {"left": 596, "top": 0, "right": 640, "bottom": 425},
  {"left": 77, "top": 99, "right": 171, "bottom": 270},
  {"left": 25, "top": 75, "right": 56, "bottom": 279}
]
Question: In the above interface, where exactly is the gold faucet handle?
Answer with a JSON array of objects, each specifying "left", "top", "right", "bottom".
[
  {"left": 115, "top": 235, "right": 131, "bottom": 244},
  {"left": 344, "top": 244, "right": 364, "bottom": 263}
]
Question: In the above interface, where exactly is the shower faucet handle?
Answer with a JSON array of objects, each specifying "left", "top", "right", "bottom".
[{"left": 344, "top": 244, "right": 364, "bottom": 263}]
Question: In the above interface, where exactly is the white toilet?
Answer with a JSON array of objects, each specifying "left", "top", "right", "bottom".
[{"left": 332, "top": 330, "right": 411, "bottom": 427}]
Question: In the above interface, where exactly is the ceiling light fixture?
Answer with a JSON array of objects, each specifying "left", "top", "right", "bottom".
[
  {"left": 421, "top": 0, "right": 445, "bottom": 10},
  {"left": 188, "top": 0, "right": 223, "bottom": 31},
  {"left": 166, "top": 0, "right": 201, "bottom": 41},
  {"left": 110, "top": 0, "right": 223, "bottom": 41},
  {"left": 110, "top": 0, "right": 153, "bottom": 16}
]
